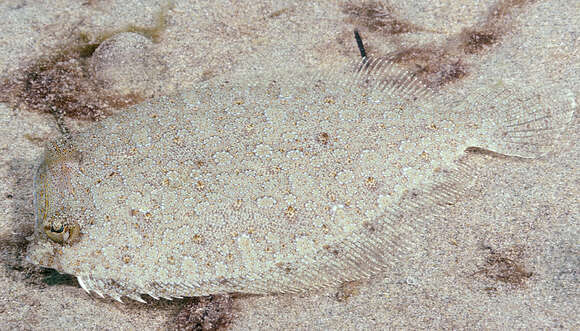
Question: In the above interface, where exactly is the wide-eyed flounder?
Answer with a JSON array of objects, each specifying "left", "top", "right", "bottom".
[{"left": 26, "top": 58, "right": 574, "bottom": 302}]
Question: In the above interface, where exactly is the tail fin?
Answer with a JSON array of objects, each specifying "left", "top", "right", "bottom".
[{"left": 464, "top": 83, "right": 576, "bottom": 158}]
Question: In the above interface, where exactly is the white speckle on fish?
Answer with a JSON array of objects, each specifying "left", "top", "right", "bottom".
[{"left": 26, "top": 57, "right": 575, "bottom": 302}]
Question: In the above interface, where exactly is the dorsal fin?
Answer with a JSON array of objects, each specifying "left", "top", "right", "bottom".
[
  {"left": 347, "top": 56, "right": 435, "bottom": 101},
  {"left": 348, "top": 30, "right": 433, "bottom": 100}
]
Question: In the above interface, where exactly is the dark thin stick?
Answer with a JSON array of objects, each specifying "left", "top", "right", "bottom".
[{"left": 354, "top": 29, "right": 367, "bottom": 59}]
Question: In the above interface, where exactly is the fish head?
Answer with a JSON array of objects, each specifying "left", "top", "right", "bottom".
[{"left": 26, "top": 138, "right": 91, "bottom": 274}]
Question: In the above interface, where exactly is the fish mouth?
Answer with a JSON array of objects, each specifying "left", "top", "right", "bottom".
[{"left": 25, "top": 239, "right": 63, "bottom": 271}]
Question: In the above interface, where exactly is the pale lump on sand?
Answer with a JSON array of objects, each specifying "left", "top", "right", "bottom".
[{"left": 26, "top": 57, "right": 575, "bottom": 303}]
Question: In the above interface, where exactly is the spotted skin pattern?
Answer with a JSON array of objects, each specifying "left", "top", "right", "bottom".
[{"left": 26, "top": 58, "right": 574, "bottom": 302}]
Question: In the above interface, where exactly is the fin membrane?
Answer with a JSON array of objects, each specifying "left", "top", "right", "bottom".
[
  {"left": 348, "top": 56, "right": 434, "bottom": 101},
  {"left": 465, "top": 84, "right": 576, "bottom": 158}
]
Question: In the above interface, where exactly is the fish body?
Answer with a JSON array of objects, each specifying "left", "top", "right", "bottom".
[{"left": 26, "top": 59, "right": 574, "bottom": 302}]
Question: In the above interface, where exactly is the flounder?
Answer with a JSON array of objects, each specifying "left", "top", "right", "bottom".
[{"left": 26, "top": 58, "right": 574, "bottom": 302}]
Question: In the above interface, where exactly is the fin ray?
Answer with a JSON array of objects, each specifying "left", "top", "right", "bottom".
[
  {"left": 464, "top": 84, "right": 575, "bottom": 158},
  {"left": 341, "top": 57, "right": 435, "bottom": 101}
]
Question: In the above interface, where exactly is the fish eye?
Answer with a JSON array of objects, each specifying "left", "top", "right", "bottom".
[
  {"left": 44, "top": 220, "right": 80, "bottom": 245},
  {"left": 50, "top": 224, "right": 64, "bottom": 233}
]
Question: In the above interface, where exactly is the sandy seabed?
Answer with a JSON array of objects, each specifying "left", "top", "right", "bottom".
[{"left": 0, "top": 0, "right": 578, "bottom": 330}]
